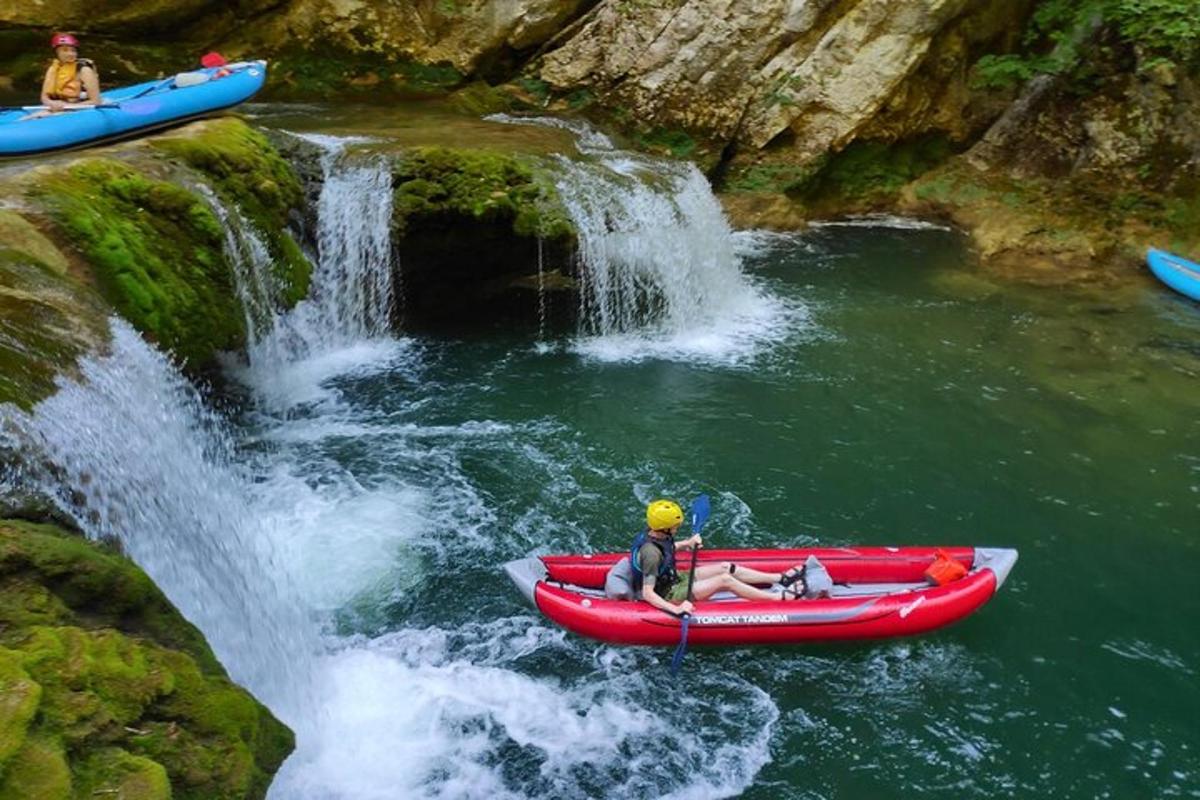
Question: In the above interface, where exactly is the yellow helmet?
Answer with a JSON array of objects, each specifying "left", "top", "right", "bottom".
[{"left": 646, "top": 499, "right": 684, "bottom": 531}]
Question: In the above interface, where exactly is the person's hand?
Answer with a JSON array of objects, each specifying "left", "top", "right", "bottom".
[
  {"left": 675, "top": 600, "right": 694, "bottom": 615},
  {"left": 684, "top": 534, "right": 702, "bottom": 549},
  {"left": 48, "top": 100, "right": 65, "bottom": 112}
]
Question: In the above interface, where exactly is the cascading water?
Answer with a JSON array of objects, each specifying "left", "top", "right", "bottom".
[
  {"left": 489, "top": 114, "right": 800, "bottom": 363},
  {"left": 1, "top": 320, "right": 319, "bottom": 722},
  {"left": 231, "top": 133, "right": 403, "bottom": 408},
  {"left": 1, "top": 124, "right": 785, "bottom": 799}
]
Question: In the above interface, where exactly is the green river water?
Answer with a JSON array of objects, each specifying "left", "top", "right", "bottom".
[
  {"left": 13, "top": 104, "right": 1197, "bottom": 798},
  {"left": 232, "top": 166, "right": 1199, "bottom": 796}
]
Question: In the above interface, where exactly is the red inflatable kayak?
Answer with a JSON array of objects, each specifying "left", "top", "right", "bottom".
[{"left": 503, "top": 546, "right": 1017, "bottom": 646}]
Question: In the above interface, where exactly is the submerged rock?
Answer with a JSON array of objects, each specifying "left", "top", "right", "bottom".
[{"left": 0, "top": 519, "right": 293, "bottom": 800}]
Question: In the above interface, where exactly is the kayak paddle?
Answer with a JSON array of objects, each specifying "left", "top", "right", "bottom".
[{"left": 669, "top": 493, "right": 710, "bottom": 676}]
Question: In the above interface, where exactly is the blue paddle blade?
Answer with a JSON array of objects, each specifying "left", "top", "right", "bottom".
[
  {"left": 690, "top": 494, "right": 711, "bottom": 533},
  {"left": 669, "top": 614, "right": 691, "bottom": 676}
]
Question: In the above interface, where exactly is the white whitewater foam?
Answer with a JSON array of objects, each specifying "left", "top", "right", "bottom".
[
  {"left": 808, "top": 214, "right": 954, "bottom": 231},
  {"left": 487, "top": 115, "right": 804, "bottom": 366},
  {"left": 2, "top": 320, "right": 319, "bottom": 723}
]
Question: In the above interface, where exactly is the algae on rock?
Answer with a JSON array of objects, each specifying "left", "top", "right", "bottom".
[
  {"left": 31, "top": 158, "right": 248, "bottom": 368},
  {"left": 150, "top": 118, "right": 313, "bottom": 308},
  {"left": 0, "top": 519, "right": 293, "bottom": 800}
]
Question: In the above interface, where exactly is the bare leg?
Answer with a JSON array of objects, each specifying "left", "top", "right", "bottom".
[
  {"left": 693, "top": 561, "right": 789, "bottom": 585},
  {"left": 690, "top": 573, "right": 781, "bottom": 602}
]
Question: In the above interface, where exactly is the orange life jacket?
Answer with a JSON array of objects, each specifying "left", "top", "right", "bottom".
[{"left": 49, "top": 58, "right": 95, "bottom": 101}]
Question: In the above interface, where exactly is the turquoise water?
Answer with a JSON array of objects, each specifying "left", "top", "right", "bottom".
[{"left": 231, "top": 221, "right": 1199, "bottom": 798}]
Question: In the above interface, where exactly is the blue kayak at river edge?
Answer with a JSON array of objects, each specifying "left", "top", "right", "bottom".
[
  {"left": 0, "top": 60, "right": 267, "bottom": 157},
  {"left": 1147, "top": 248, "right": 1200, "bottom": 302}
]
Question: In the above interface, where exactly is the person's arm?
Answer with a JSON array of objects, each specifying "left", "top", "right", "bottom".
[
  {"left": 80, "top": 65, "right": 101, "bottom": 105},
  {"left": 641, "top": 578, "right": 693, "bottom": 616},
  {"left": 40, "top": 66, "right": 64, "bottom": 111}
]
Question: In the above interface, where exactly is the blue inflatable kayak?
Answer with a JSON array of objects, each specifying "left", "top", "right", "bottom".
[
  {"left": 1147, "top": 248, "right": 1200, "bottom": 302},
  {"left": 0, "top": 60, "right": 267, "bottom": 157}
]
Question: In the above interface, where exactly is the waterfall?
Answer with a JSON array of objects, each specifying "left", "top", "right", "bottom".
[
  {"left": 199, "top": 184, "right": 284, "bottom": 347},
  {"left": 487, "top": 114, "right": 796, "bottom": 362},
  {"left": 1, "top": 320, "right": 318, "bottom": 723},
  {"left": 0, "top": 119, "right": 786, "bottom": 799},
  {"left": 214, "top": 134, "right": 403, "bottom": 405},
  {"left": 303, "top": 134, "right": 396, "bottom": 343}
]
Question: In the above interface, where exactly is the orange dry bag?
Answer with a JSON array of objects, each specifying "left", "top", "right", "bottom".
[{"left": 924, "top": 549, "right": 967, "bottom": 586}]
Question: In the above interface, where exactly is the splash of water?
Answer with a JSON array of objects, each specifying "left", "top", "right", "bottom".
[
  {"left": 1, "top": 320, "right": 319, "bottom": 723},
  {"left": 488, "top": 115, "right": 799, "bottom": 364}
]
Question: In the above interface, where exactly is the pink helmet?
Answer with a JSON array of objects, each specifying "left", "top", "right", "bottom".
[{"left": 50, "top": 33, "right": 79, "bottom": 49}]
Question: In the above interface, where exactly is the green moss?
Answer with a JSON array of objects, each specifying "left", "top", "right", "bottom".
[
  {"left": 73, "top": 748, "right": 169, "bottom": 800},
  {"left": 0, "top": 649, "right": 40, "bottom": 768},
  {"left": 446, "top": 81, "right": 514, "bottom": 116},
  {"left": 0, "top": 520, "right": 219, "bottom": 673},
  {"left": 31, "top": 158, "right": 245, "bottom": 367},
  {"left": 0, "top": 734, "right": 70, "bottom": 800},
  {"left": 151, "top": 118, "right": 312, "bottom": 307},
  {"left": 393, "top": 148, "right": 574, "bottom": 240},
  {"left": 270, "top": 51, "right": 465, "bottom": 99},
  {"left": 515, "top": 78, "right": 552, "bottom": 106},
  {"left": 722, "top": 162, "right": 815, "bottom": 194},
  {"left": 634, "top": 127, "right": 697, "bottom": 159},
  {"left": 0, "top": 520, "right": 294, "bottom": 799},
  {"left": 794, "top": 136, "right": 954, "bottom": 207}
]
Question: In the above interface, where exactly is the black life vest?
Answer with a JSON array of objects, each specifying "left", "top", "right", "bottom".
[{"left": 629, "top": 530, "right": 677, "bottom": 597}]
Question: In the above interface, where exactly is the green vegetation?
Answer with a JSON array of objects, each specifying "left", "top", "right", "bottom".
[
  {"left": 724, "top": 137, "right": 954, "bottom": 211},
  {"left": 151, "top": 118, "right": 312, "bottom": 307},
  {"left": 972, "top": 0, "right": 1200, "bottom": 88},
  {"left": 32, "top": 159, "right": 246, "bottom": 367},
  {"left": 792, "top": 137, "right": 954, "bottom": 207},
  {"left": 446, "top": 81, "right": 514, "bottom": 115},
  {"left": 634, "top": 128, "right": 697, "bottom": 159},
  {"left": 270, "top": 52, "right": 465, "bottom": 99},
  {"left": 0, "top": 519, "right": 293, "bottom": 799},
  {"left": 393, "top": 148, "right": 574, "bottom": 240}
]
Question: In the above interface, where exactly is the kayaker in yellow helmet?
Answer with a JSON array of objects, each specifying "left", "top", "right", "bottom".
[
  {"left": 40, "top": 33, "right": 102, "bottom": 113},
  {"left": 605, "top": 499, "right": 822, "bottom": 614}
]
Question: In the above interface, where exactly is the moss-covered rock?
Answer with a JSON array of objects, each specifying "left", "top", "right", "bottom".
[
  {"left": 389, "top": 146, "right": 577, "bottom": 327},
  {"left": 29, "top": 158, "right": 246, "bottom": 367},
  {"left": 151, "top": 118, "right": 312, "bottom": 307},
  {"left": 393, "top": 146, "right": 572, "bottom": 238},
  {"left": 0, "top": 733, "right": 71, "bottom": 800},
  {"left": 0, "top": 519, "right": 293, "bottom": 800}
]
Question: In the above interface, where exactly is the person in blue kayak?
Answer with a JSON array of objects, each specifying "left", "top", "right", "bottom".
[
  {"left": 40, "top": 33, "right": 102, "bottom": 112},
  {"left": 604, "top": 499, "right": 827, "bottom": 614}
]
